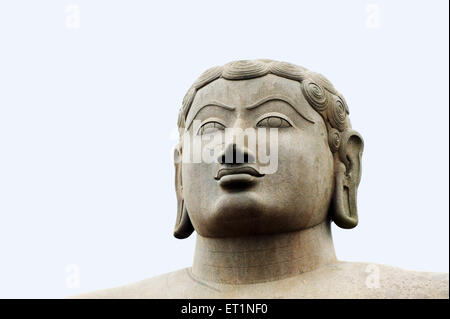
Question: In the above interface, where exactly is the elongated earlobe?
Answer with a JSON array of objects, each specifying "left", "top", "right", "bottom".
[
  {"left": 331, "top": 130, "right": 364, "bottom": 229},
  {"left": 173, "top": 146, "right": 194, "bottom": 239},
  {"left": 174, "top": 199, "right": 194, "bottom": 239}
]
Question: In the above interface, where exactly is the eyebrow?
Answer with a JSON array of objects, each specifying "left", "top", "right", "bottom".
[
  {"left": 246, "top": 95, "right": 315, "bottom": 124},
  {"left": 186, "top": 101, "right": 235, "bottom": 130},
  {"left": 186, "top": 94, "right": 315, "bottom": 130}
]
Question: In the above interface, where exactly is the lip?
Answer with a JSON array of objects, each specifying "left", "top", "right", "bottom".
[{"left": 215, "top": 166, "right": 265, "bottom": 180}]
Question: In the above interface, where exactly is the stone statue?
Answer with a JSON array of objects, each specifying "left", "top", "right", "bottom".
[{"left": 74, "top": 59, "right": 448, "bottom": 298}]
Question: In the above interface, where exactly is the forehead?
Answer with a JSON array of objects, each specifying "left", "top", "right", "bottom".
[{"left": 185, "top": 74, "right": 317, "bottom": 125}]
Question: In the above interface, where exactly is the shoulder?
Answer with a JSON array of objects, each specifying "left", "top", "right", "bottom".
[
  {"left": 69, "top": 262, "right": 449, "bottom": 299},
  {"left": 319, "top": 261, "right": 449, "bottom": 298},
  {"left": 68, "top": 268, "right": 195, "bottom": 299}
]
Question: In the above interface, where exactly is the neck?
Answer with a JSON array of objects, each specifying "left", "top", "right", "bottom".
[{"left": 191, "top": 221, "right": 337, "bottom": 284}]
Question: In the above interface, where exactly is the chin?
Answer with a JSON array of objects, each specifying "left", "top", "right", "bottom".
[
  {"left": 196, "top": 192, "right": 297, "bottom": 237},
  {"left": 213, "top": 191, "right": 264, "bottom": 222}
]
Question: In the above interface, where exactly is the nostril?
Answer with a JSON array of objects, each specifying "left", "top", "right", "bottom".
[
  {"left": 218, "top": 145, "right": 235, "bottom": 164},
  {"left": 245, "top": 152, "right": 255, "bottom": 163},
  {"left": 218, "top": 144, "right": 255, "bottom": 165}
]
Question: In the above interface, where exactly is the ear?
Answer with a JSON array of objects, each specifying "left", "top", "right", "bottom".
[
  {"left": 331, "top": 130, "right": 364, "bottom": 229},
  {"left": 173, "top": 145, "right": 194, "bottom": 239}
]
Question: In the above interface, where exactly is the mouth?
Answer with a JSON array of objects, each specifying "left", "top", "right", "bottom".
[
  {"left": 215, "top": 166, "right": 265, "bottom": 180},
  {"left": 214, "top": 166, "right": 264, "bottom": 188}
]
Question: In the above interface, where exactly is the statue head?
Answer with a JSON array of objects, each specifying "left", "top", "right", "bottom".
[{"left": 173, "top": 59, "right": 364, "bottom": 239}]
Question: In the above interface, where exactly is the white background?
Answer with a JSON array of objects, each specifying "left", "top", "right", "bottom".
[{"left": 0, "top": 0, "right": 448, "bottom": 298}]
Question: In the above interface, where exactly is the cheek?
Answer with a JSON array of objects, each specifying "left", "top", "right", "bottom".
[
  {"left": 181, "top": 162, "right": 217, "bottom": 229},
  {"left": 275, "top": 131, "right": 334, "bottom": 222},
  {"left": 277, "top": 130, "right": 332, "bottom": 176}
]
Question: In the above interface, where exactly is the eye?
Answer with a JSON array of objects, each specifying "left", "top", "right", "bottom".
[
  {"left": 256, "top": 116, "right": 292, "bottom": 128},
  {"left": 198, "top": 121, "right": 226, "bottom": 135}
]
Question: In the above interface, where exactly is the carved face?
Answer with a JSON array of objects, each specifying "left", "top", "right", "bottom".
[{"left": 180, "top": 74, "right": 335, "bottom": 237}]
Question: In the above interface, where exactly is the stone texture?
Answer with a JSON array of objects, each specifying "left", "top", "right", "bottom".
[
  {"left": 71, "top": 59, "right": 448, "bottom": 299},
  {"left": 72, "top": 262, "right": 448, "bottom": 299}
]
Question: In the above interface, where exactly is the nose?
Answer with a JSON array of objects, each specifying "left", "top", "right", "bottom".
[{"left": 217, "top": 143, "right": 255, "bottom": 165}]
